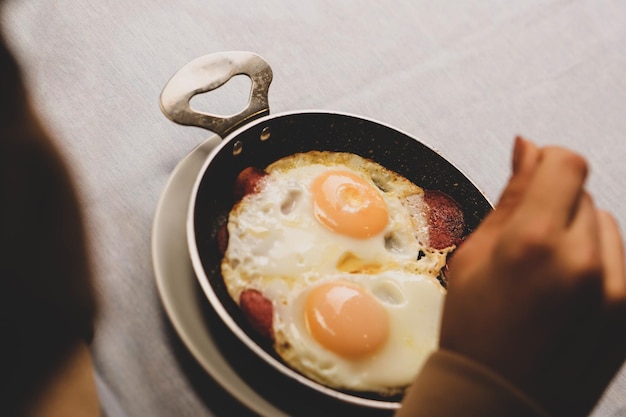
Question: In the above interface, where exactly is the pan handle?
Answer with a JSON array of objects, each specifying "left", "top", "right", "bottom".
[{"left": 159, "top": 51, "right": 273, "bottom": 138}]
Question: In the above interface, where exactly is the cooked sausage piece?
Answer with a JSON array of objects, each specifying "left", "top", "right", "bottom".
[
  {"left": 233, "top": 166, "right": 267, "bottom": 201},
  {"left": 217, "top": 166, "right": 267, "bottom": 256},
  {"left": 239, "top": 289, "right": 274, "bottom": 340},
  {"left": 424, "top": 190, "right": 465, "bottom": 250}
]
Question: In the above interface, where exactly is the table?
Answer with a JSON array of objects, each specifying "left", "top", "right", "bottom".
[{"left": 3, "top": 1, "right": 625, "bottom": 416}]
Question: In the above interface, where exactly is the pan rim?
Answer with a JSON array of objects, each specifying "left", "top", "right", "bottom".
[{"left": 186, "top": 109, "right": 493, "bottom": 409}]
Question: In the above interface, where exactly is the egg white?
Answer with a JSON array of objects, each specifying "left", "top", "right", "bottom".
[
  {"left": 274, "top": 270, "right": 446, "bottom": 395},
  {"left": 221, "top": 151, "right": 449, "bottom": 395}
]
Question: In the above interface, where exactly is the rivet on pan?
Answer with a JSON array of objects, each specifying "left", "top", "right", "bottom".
[
  {"left": 233, "top": 140, "right": 244, "bottom": 156},
  {"left": 260, "top": 126, "right": 271, "bottom": 141}
]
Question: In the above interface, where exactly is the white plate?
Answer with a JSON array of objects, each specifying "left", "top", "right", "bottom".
[{"left": 151, "top": 135, "right": 393, "bottom": 417}]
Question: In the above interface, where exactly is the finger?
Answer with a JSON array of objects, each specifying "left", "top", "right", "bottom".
[
  {"left": 597, "top": 210, "right": 626, "bottom": 304},
  {"left": 560, "top": 192, "right": 601, "bottom": 279},
  {"left": 544, "top": 209, "right": 626, "bottom": 416},
  {"left": 480, "top": 136, "right": 540, "bottom": 232},
  {"left": 518, "top": 147, "right": 588, "bottom": 228},
  {"left": 512, "top": 136, "right": 538, "bottom": 176},
  {"left": 531, "top": 207, "right": 625, "bottom": 417}
]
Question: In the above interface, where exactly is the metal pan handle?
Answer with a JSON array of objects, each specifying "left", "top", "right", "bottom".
[{"left": 159, "top": 51, "right": 273, "bottom": 138}]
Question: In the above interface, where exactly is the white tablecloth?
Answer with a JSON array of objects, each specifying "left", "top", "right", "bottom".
[{"left": 3, "top": 1, "right": 625, "bottom": 416}]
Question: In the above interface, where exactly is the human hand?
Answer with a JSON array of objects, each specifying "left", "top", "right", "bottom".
[{"left": 440, "top": 137, "right": 626, "bottom": 417}]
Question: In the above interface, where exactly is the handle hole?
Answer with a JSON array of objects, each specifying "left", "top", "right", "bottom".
[{"left": 189, "top": 74, "right": 252, "bottom": 117}]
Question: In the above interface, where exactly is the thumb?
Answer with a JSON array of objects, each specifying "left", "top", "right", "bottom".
[
  {"left": 447, "top": 137, "right": 540, "bottom": 275},
  {"left": 480, "top": 136, "right": 540, "bottom": 231}
]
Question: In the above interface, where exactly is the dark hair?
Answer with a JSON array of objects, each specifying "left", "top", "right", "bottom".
[{"left": 0, "top": 35, "right": 98, "bottom": 414}]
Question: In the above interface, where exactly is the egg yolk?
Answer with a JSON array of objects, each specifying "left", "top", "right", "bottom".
[
  {"left": 304, "top": 281, "right": 389, "bottom": 358},
  {"left": 311, "top": 170, "right": 388, "bottom": 239}
]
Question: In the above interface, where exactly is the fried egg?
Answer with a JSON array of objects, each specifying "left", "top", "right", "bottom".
[
  {"left": 272, "top": 271, "right": 445, "bottom": 394},
  {"left": 221, "top": 151, "right": 449, "bottom": 395}
]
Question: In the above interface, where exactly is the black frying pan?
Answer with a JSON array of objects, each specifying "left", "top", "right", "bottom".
[{"left": 160, "top": 51, "right": 493, "bottom": 410}]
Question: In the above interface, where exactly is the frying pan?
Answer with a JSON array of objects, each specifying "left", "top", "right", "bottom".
[{"left": 160, "top": 51, "right": 492, "bottom": 410}]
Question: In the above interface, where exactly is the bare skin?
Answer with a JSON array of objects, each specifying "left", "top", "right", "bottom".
[
  {"left": 3, "top": 8, "right": 623, "bottom": 412},
  {"left": 433, "top": 137, "right": 626, "bottom": 416},
  {"left": 27, "top": 343, "right": 101, "bottom": 417}
]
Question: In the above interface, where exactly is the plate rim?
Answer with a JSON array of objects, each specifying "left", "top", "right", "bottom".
[{"left": 151, "top": 134, "right": 290, "bottom": 417}]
